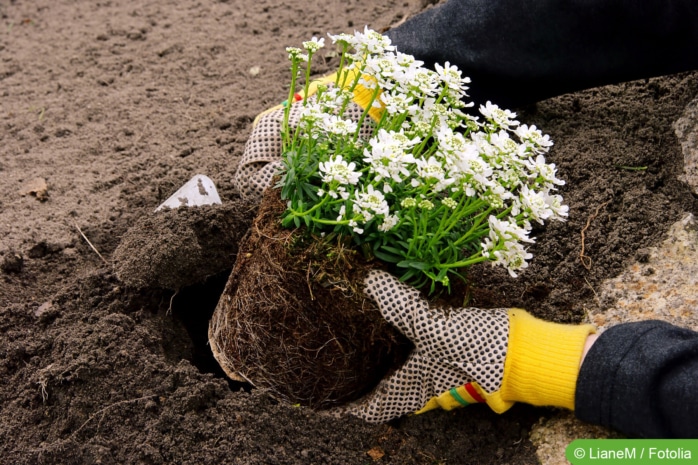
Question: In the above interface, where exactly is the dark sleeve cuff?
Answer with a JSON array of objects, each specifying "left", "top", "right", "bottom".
[{"left": 575, "top": 320, "right": 698, "bottom": 438}]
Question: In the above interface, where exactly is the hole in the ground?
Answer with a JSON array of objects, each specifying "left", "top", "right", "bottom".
[{"left": 171, "top": 270, "right": 251, "bottom": 392}]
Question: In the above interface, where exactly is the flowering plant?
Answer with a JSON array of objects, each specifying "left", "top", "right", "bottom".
[{"left": 277, "top": 28, "right": 568, "bottom": 292}]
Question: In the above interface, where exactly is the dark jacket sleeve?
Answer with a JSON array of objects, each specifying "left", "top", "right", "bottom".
[
  {"left": 575, "top": 320, "right": 698, "bottom": 438},
  {"left": 386, "top": 0, "right": 698, "bottom": 108}
]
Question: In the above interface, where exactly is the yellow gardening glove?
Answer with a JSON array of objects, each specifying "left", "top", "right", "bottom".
[
  {"left": 232, "top": 68, "right": 383, "bottom": 201},
  {"left": 347, "top": 270, "right": 596, "bottom": 423}
]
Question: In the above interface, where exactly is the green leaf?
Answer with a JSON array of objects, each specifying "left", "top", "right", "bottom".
[
  {"left": 397, "top": 260, "right": 429, "bottom": 270},
  {"left": 373, "top": 249, "right": 402, "bottom": 263},
  {"left": 435, "top": 268, "right": 450, "bottom": 282},
  {"left": 423, "top": 269, "right": 438, "bottom": 280},
  {"left": 400, "top": 268, "right": 419, "bottom": 281},
  {"left": 301, "top": 183, "right": 318, "bottom": 202},
  {"left": 382, "top": 245, "right": 407, "bottom": 256},
  {"left": 281, "top": 214, "right": 294, "bottom": 228}
]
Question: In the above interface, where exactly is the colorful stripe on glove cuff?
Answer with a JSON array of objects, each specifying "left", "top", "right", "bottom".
[{"left": 415, "top": 382, "right": 487, "bottom": 415}]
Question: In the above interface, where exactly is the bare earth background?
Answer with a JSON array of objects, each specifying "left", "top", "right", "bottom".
[{"left": 2, "top": 0, "right": 697, "bottom": 464}]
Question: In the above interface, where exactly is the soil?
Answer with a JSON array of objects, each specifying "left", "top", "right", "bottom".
[{"left": 1, "top": 0, "right": 697, "bottom": 464}]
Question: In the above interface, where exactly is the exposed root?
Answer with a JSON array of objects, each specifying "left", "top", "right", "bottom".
[
  {"left": 579, "top": 200, "right": 611, "bottom": 270},
  {"left": 70, "top": 395, "right": 157, "bottom": 439}
]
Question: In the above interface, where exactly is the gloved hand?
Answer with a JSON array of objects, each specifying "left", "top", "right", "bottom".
[
  {"left": 233, "top": 70, "right": 382, "bottom": 201},
  {"left": 347, "top": 270, "right": 596, "bottom": 423}
]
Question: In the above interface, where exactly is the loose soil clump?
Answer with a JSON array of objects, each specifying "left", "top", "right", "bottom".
[{"left": 113, "top": 199, "right": 257, "bottom": 290}]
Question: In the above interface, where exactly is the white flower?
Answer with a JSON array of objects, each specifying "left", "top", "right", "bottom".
[
  {"left": 479, "top": 101, "right": 519, "bottom": 129},
  {"left": 410, "top": 68, "right": 439, "bottom": 97},
  {"left": 279, "top": 29, "right": 567, "bottom": 290},
  {"left": 488, "top": 216, "right": 534, "bottom": 244},
  {"left": 321, "top": 186, "right": 349, "bottom": 200},
  {"left": 299, "top": 103, "right": 324, "bottom": 123},
  {"left": 348, "top": 219, "right": 364, "bottom": 235},
  {"left": 379, "top": 214, "right": 399, "bottom": 232},
  {"left": 315, "top": 87, "right": 351, "bottom": 110},
  {"left": 414, "top": 98, "right": 450, "bottom": 130},
  {"left": 492, "top": 241, "right": 533, "bottom": 277},
  {"left": 435, "top": 125, "right": 469, "bottom": 157},
  {"left": 489, "top": 130, "right": 523, "bottom": 157},
  {"left": 321, "top": 114, "right": 358, "bottom": 136},
  {"left": 302, "top": 36, "right": 325, "bottom": 53},
  {"left": 434, "top": 61, "right": 470, "bottom": 96},
  {"left": 415, "top": 156, "right": 455, "bottom": 192},
  {"left": 327, "top": 32, "right": 354, "bottom": 45},
  {"left": 470, "top": 131, "right": 498, "bottom": 159},
  {"left": 365, "top": 54, "right": 398, "bottom": 88},
  {"left": 394, "top": 51, "right": 422, "bottom": 68},
  {"left": 352, "top": 26, "right": 395, "bottom": 56},
  {"left": 319, "top": 155, "right": 361, "bottom": 185},
  {"left": 541, "top": 189, "right": 569, "bottom": 220},
  {"left": 515, "top": 124, "right": 553, "bottom": 153},
  {"left": 380, "top": 91, "right": 419, "bottom": 115},
  {"left": 519, "top": 185, "right": 554, "bottom": 224},
  {"left": 525, "top": 154, "right": 566, "bottom": 187},
  {"left": 391, "top": 52, "right": 425, "bottom": 89},
  {"left": 363, "top": 129, "right": 418, "bottom": 182},
  {"left": 451, "top": 146, "right": 494, "bottom": 191},
  {"left": 286, "top": 46, "right": 309, "bottom": 62},
  {"left": 354, "top": 184, "right": 390, "bottom": 216},
  {"left": 416, "top": 156, "right": 445, "bottom": 181},
  {"left": 494, "top": 167, "right": 524, "bottom": 190}
]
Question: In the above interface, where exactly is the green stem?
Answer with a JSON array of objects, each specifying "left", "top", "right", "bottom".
[
  {"left": 437, "top": 254, "right": 490, "bottom": 270},
  {"left": 335, "top": 43, "right": 348, "bottom": 86},
  {"left": 288, "top": 193, "right": 330, "bottom": 218},
  {"left": 449, "top": 206, "right": 495, "bottom": 249},
  {"left": 283, "top": 60, "right": 300, "bottom": 151},
  {"left": 302, "top": 51, "right": 315, "bottom": 107}
]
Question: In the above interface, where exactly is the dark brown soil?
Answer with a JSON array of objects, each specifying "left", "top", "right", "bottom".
[
  {"left": 2, "top": 0, "right": 697, "bottom": 464},
  {"left": 113, "top": 199, "right": 257, "bottom": 290}
]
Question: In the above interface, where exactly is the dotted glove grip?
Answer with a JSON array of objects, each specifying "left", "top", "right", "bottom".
[{"left": 349, "top": 270, "right": 510, "bottom": 423}]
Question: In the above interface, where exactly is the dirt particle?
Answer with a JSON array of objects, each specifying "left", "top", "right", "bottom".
[{"left": 1, "top": 251, "right": 24, "bottom": 273}]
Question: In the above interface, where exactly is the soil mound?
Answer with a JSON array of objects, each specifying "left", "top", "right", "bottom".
[{"left": 113, "top": 200, "right": 256, "bottom": 290}]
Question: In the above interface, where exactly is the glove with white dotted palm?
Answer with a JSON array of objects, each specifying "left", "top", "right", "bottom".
[
  {"left": 233, "top": 71, "right": 381, "bottom": 202},
  {"left": 348, "top": 270, "right": 596, "bottom": 424}
]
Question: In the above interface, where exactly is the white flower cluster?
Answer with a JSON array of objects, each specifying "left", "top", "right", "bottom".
[{"left": 281, "top": 28, "right": 568, "bottom": 283}]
